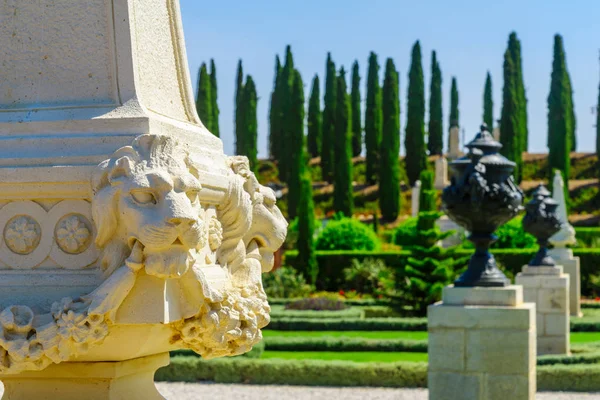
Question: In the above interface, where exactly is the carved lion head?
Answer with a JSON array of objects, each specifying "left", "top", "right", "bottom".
[{"left": 91, "top": 135, "right": 205, "bottom": 279}]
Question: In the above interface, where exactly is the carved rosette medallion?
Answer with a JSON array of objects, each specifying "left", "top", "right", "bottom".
[
  {"left": 4, "top": 216, "right": 41, "bottom": 255},
  {"left": 55, "top": 215, "right": 92, "bottom": 255}
]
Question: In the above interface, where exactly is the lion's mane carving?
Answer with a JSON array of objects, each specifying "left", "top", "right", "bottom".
[{"left": 172, "top": 156, "right": 288, "bottom": 359}]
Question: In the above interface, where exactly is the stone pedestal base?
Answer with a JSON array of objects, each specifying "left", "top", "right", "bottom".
[
  {"left": 516, "top": 265, "right": 570, "bottom": 355},
  {"left": 0, "top": 353, "right": 168, "bottom": 400},
  {"left": 428, "top": 285, "right": 536, "bottom": 400},
  {"left": 548, "top": 249, "right": 581, "bottom": 317}
]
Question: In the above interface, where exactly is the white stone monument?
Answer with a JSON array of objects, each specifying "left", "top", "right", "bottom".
[
  {"left": 428, "top": 285, "right": 536, "bottom": 400},
  {"left": 548, "top": 170, "right": 581, "bottom": 317},
  {"left": 0, "top": 1, "right": 287, "bottom": 398},
  {"left": 447, "top": 125, "right": 461, "bottom": 159},
  {"left": 516, "top": 266, "right": 570, "bottom": 355},
  {"left": 492, "top": 126, "right": 501, "bottom": 142},
  {"left": 434, "top": 156, "right": 449, "bottom": 190},
  {"left": 412, "top": 180, "right": 421, "bottom": 217}
]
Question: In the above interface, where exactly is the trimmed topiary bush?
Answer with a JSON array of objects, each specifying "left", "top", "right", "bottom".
[{"left": 316, "top": 217, "right": 380, "bottom": 251}]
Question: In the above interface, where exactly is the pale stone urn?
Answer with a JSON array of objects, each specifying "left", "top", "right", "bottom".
[{"left": 0, "top": 1, "right": 287, "bottom": 399}]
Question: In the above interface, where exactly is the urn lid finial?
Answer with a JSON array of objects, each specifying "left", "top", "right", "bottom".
[{"left": 466, "top": 124, "right": 503, "bottom": 153}]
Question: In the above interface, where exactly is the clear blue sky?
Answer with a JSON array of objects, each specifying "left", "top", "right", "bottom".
[{"left": 179, "top": 0, "right": 600, "bottom": 158}]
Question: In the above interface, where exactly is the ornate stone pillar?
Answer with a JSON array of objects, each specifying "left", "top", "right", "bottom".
[
  {"left": 516, "top": 185, "right": 570, "bottom": 355},
  {"left": 0, "top": 1, "right": 287, "bottom": 398},
  {"left": 430, "top": 125, "right": 535, "bottom": 400}
]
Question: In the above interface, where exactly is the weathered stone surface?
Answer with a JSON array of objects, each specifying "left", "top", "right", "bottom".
[
  {"left": 428, "top": 372, "right": 482, "bottom": 400},
  {"left": 428, "top": 329, "right": 465, "bottom": 372},
  {"left": 516, "top": 267, "right": 570, "bottom": 355},
  {"left": 442, "top": 285, "right": 523, "bottom": 307}
]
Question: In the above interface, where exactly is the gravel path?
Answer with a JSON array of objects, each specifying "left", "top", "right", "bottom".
[{"left": 156, "top": 383, "right": 600, "bottom": 400}]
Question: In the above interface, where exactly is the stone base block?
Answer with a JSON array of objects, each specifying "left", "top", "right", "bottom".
[
  {"left": 548, "top": 251, "right": 581, "bottom": 317},
  {"left": 516, "top": 266, "right": 570, "bottom": 356},
  {"left": 428, "top": 285, "right": 536, "bottom": 400},
  {"left": 0, "top": 353, "right": 168, "bottom": 400}
]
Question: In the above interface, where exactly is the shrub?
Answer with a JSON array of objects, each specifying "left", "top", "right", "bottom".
[
  {"left": 392, "top": 217, "right": 419, "bottom": 248},
  {"left": 342, "top": 258, "right": 395, "bottom": 296},
  {"left": 285, "top": 296, "right": 347, "bottom": 311},
  {"left": 266, "top": 317, "right": 427, "bottom": 331},
  {"left": 316, "top": 217, "right": 380, "bottom": 251},
  {"left": 263, "top": 266, "right": 312, "bottom": 299},
  {"left": 492, "top": 216, "right": 536, "bottom": 249},
  {"left": 399, "top": 212, "right": 467, "bottom": 315}
]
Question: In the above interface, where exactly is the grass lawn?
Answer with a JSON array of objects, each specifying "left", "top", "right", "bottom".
[
  {"left": 570, "top": 332, "right": 600, "bottom": 343},
  {"left": 263, "top": 330, "right": 428, "bottom": 341},
  {"left": 261, "top": 351, "right": 428, "bottom": 363}
]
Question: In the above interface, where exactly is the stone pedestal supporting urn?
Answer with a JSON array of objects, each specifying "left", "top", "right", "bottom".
[
  {"left": 548, "top": 170, "right": 581, "bottom": 317},
  {"left": 430, "top": 125, "right": 535, "bottom": 400},
  {"left": 516, "top": 185, "right": 570, "bottom": 355},
  {"left": 0, "top": 1, "right": 287, "bottom": 399}
]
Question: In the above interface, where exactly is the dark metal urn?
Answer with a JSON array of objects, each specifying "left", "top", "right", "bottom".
[
  {"left": 522, "top": 184, "right": 562, "bottom": 266},
  {"left": 442, "top": 124, "right": 524, "bottom": 287}
]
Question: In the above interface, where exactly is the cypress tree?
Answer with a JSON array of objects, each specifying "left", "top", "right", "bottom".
[
  {"left": 565, "top": 51, "right": 576, "bottom": 152},
  {"left": 483, "top": 72, "right": 494, "bottom": 130},
  {"left": 379, "top": 59, "right": 400, "bottom": 221},
  {"left": 351, "top": 61, "right": 362, "bottom": 157},
  {"left": 405, "top": 41, "right": 427, "bottom": 186},
  {"left": 307, "top": 75, "right": 322, "bottom": 158},
  {"left": 333, "top": 68, "right": 354, "bottom": 217},
  {"left": 240, "top": 75, "right": 258, "bottom": 171},
  {"left": 508, "top": 32, "right": 528, "bottom": 152},
  {"left": 287, "top": 70, "right": 305, "bottom": 219},
  {"left": 296, "top": 165, "right": 318, "bottom": 284},
  {"left": 365, "top": 52, "right": 383, "bottom": 185},
  {"left": 269, "top": 56, "right": 283, "bottom": 159},
  {"left": 428, "top": 50, "right": 443, "bottom": 156},
  {"left": 234, "top": 60, "right": 244, "bottom": 155},
  {"left": 279, "top": 46, "right": 296, "bottom": 182},
  {"left": 321, "top": 53, "right": 337, "bottom": 183},
  {"left": 500, "top": 49, "right": 523, "bottom": 182},
  {"left": 196, "top": 63, "right": 213, "bottom": 132},
  {"left": 547, "top": 34, "right": 571, "bottom": 193},
  {"left": 209, "top": 59, "right": 220, "bottom": 137},
  {"left": 449, "top": 77, "right": 459, "bottom": 127},
  {"left": 596, "top": 83, "right": 600, "bottom": 156}
]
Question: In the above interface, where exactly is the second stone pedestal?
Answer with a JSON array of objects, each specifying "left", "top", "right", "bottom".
[
  {"left": 515, "top": 265, "right": 570, "bottom": 355},
  {"left": 428, "top": 285, "right": 536, "bottom": 400}
]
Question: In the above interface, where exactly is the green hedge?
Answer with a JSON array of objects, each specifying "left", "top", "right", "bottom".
[
  {"left": 156, "top": 357, "right": 427, "bottom": 387},
  {"left": 286, "top": 249, "right": 600, "bottom": 295},
  {"left": 156, "top": 356, "right": 600, "bottom": 391},
  {"left": 270, "top": 307, "right": 364, "bottom": 319},
  {"left": 266, "top": 317, "right": 427, "bottom": 331},
  {"left": 264, "top": 337, "right": 427, "bottom": 353},
  {"left": 575, "top": 228, "right": 600, "bottom": 248},
  {"left": 268, "top": 297, "right": 392, "bottom": 307}
]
